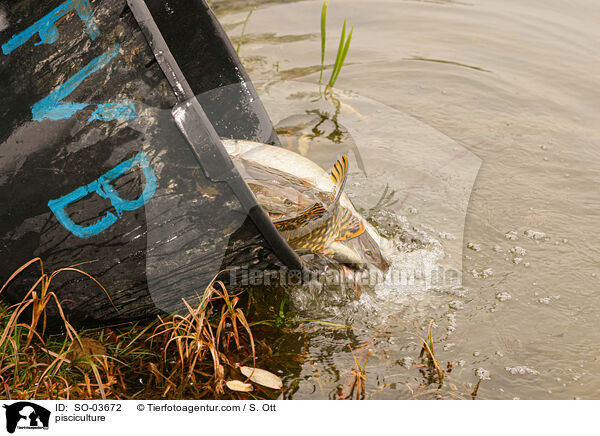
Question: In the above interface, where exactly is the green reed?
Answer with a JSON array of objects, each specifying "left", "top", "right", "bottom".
[
  {"left": 319, "top": 0, "right": 354, "bottom": 91},
  {"left": 236, "top": 7, "right": 256, "bottom": 55},
  {"left": 319, "top": 0, "right": 329, "bottom": 85}
]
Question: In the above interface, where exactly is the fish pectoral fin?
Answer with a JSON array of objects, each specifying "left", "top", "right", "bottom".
[
  {"left": 329, "top": 155, "right": 349, "bottom": 205},
  {"left": 322, "top": 246, "right": 336, "bottom": 256},
  {"left": 323, "top": 241, "right": 347, "bottom": 256},
  {"left": 336, "top": 211, "right": 366, "bottom": 242}
]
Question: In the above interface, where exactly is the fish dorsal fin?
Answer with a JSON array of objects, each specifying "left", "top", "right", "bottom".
[
  {"left": 273, "top": 203, "right": 326, "bottom": 230},
  {"left": 336, "top": 209, "right": 366, "bottom": 241},
  {"left": 329, "top": 155, "right": 349, "bottom": 205}
]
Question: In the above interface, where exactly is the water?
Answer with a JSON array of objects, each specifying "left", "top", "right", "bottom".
[{"left": 209, "top": 0, "right": 600, "bottom": 399}]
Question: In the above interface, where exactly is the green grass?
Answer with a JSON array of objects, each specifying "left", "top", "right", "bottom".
[
  {"left": 236, "top": 7, "right": 256, "bottom": 55},
  {"left": 319, "top": 0, "right": 329, "bottom": 85},
  {"left": 319, "top": 0, "right": 354, "bottom": 92},
  {"left": 328, "top": 19, "right": 353, "bottom": 89}
]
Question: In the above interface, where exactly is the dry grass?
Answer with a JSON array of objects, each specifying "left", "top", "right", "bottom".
[
  {"left": 347, "top": 346, "right": 371, "bottom": 400},
  {"left": 0, "top": 259, "right": 273, "bottom": 400},
  {"left": 147, "top": 280, "right": 256, "bottom": 398},
  {"left": 405, "top": 319, "right": 484, "bottom": 400},
  {"left": 418, "top": 319, "right": 445, "bottom": 385},
  {"left": 330, "top": 345, "right": 371, "bottom": 400}
]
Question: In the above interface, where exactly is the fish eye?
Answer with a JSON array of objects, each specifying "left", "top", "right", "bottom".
[
  {"left": 284, "top": 199, "right": 293, "bottom": 206},
  {"left": 365, "top": 250, "right": 373, "bottom": 258}
]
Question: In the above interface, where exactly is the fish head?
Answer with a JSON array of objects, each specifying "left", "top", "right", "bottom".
[
  {"left": 356, "top": 232, "right": 391, "bottom": 273},
  {"left": 327, "top": 231, "right": 391, "bottom": 273}
]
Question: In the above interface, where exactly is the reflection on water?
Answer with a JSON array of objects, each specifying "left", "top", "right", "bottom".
[
  {"left": 212, "top": 0, "right": 600, "bottom": 399},
  {"left": 406, "top": 57, "right": 492, "bottom": 73}
]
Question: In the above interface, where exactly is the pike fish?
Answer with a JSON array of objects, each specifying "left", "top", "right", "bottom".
[{"left": 223, "top": 139, "right": 391, "bottom": 272}]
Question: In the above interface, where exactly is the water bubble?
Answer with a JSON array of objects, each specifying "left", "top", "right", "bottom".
[
  {"left": 475, "top": 367, "right": 491, "bottom": 380},
  {"left": 496, "top": 292, "right": 512, "bottom": 302},
  {"left": 510, "top": 246, "right": 527, "bottom": 256},
  {"left": 505, "top": 365, "right": 538, "bottom": 375},
  {"left": 538, "top": 295, "right": 559, "bottom": 305},
  {"left": 449, "top": 300, "right": 464, "bottom": 310},
  {"left": 470, "top": 268, "right": 493, "bottom": 279},
  {"left": 524, "top": 230, "right": 549, "bottom": 241}
]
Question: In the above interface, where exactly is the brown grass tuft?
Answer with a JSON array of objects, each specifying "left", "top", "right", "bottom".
[{"left": 0, "top": 259, "right": 267, "bottom": 400}]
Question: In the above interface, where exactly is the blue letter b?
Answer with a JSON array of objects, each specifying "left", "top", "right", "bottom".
[{"left": 48, "top": 151, "right": 157, "bottom": 239}]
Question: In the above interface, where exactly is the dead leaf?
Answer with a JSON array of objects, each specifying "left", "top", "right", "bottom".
[
  {"left": 240, "top": 366, "right": 283, "bottom": 389},
  {"left": 226, "top": 380, "right": 253, "bottom": 392}
]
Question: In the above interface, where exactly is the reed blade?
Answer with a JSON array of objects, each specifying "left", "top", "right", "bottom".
[
  {"left": 329, "top": 25, "right": 353, "bottom": 87},
  {"left": 319, "top": 0, "right": 329, "bottom": 85}
]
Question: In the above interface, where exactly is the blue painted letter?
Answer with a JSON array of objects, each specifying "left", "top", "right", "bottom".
[
  {"left": 48, "top": 151, "right": 157, "bottom": 239},
  {"left": 31, "top": 44, "right": 137, "bottom": 122},
  {"left": 2, "top": 0, "right": 99, "bottom": 55}
]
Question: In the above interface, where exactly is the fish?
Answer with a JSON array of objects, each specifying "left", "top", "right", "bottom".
[
  {"left": 234, "top": 150, "right": 353, "bottom": 252},
  {"left": 272, "top": 155, "right": 349, "bottom": 253},
  {"left": 223, "top": 139, "right": 391, "bottom": 272}
]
